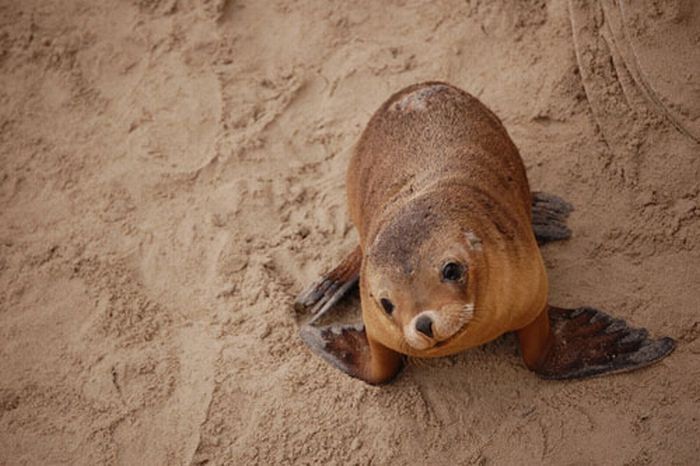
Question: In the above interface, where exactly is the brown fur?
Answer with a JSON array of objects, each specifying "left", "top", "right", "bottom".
[{"left": 347, "top": 82, "right": 549, "bottom": 360}]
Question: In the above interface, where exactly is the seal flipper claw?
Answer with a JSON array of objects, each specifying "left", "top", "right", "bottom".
[
  {"left": 520, "top": 306, "right": 676, "bottom": 380},
  {"left": 294, "top": 246, "right": 362, "bottom": 323},
  {"left": 531, "top": 191, "right": 573, "bottom": 245},
  {"left": 300, "top": 323, "right": 405, "bottom": 385}
]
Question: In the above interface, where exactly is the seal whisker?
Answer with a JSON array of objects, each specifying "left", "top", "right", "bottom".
[{"left": 431, "top": 302, "right": 475, "bottom": 340}]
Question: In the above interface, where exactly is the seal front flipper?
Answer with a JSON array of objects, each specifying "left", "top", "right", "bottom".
[
  {"left": 531, "top": 192, "right": 573, "bottom": 245},
  {"left": 299, "top": 323, "right": 405, "bottom": 385},
  {"left": 518, "top": 306, "right": 675, "bottom": 380},
  {"left": 294, "top": 246, "right": 362, "bottom": 323}
]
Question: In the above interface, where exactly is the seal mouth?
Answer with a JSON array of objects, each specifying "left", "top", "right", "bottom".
[
  {"left": 435, "top": 319, "right": 471, "bottom": 348},
  {"left": 404, "top": 328, "right": 436, "bottom": 351},
  {"left": 434, "top": 338, "right": 451, "bottom": 348},
  {"left": 404, "top": 304, "right": 474, "bottom": 351},
  {"left": 405, "top": 322, "right": 469, "bottom": 351}
]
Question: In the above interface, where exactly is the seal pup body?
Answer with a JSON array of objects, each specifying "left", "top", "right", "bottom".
[
  {"left": 349, "top": 83, "right": 546, "bottom": 358},
  {"left": 297, "top": 82, "right": 674, "bottom": 384}
]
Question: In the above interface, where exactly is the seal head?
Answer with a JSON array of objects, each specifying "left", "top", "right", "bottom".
[{"left": 363, "top": 195, "right": 484, "bottom": 353}]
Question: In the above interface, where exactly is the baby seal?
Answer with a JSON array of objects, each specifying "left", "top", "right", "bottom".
[{"left": 296, "top": 82, "right": 675, "bottom": 384}]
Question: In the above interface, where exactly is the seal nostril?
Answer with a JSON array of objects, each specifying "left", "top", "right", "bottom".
[{"left": 415, "top": 315, "right": 434, "bottom": 338}]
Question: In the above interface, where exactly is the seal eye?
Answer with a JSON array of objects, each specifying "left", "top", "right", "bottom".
[
  {"left": 380, "top": 298, "right": 395, "bottom": 315},
  {"left": 441, "top": 262, "right": 464, "bottom": 282}
]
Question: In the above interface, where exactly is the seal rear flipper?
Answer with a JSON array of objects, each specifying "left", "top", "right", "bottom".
[
  {"left": 294, "top": 246, "right": 362, "bottom": 323},
  {"left": 531, "top": 192, "right": 573, "bottom": 245},
  {"left": 518, "top": 306, "right": 675, "bottom": 380},
  {"left": 299, "top": 324, "right": 405, "bottom": 385}
]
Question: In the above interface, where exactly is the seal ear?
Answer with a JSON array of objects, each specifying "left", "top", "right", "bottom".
[{"left": 464, "top": 230, "right": 482, "bottom": 251}]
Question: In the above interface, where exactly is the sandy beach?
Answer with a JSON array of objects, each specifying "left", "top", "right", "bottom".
[{"left": 1, "top": 0, "right": 699, "bottom": 464}]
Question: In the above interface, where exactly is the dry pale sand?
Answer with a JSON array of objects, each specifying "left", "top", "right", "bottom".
[{"left": 1, "top": 0, "right": 699, "bottom": 464}]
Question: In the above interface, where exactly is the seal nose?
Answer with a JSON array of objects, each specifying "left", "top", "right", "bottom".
[{"left": 415, "top": 315, "right": 434, "bottom": 338}]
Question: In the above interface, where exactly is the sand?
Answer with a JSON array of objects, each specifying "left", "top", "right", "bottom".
[{"left": 1, "top": 0, "right": 699, "bottom": 464}]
